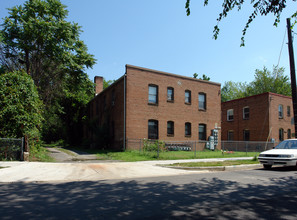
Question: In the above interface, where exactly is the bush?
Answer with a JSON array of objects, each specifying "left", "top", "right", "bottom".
[
  {"left": 143, "top": 139, "right": 167, "bottom": 152},
  {"left": 0, "top": 71, "right": 44, "bottom": 152}
]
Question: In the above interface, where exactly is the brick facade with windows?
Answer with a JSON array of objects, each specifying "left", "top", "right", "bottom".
[
  {"left": 221, "top": 92, "right": 294, "bottom": 142},
  {"left": 86, "top": 64, "right": 221, "bottom": 150}
]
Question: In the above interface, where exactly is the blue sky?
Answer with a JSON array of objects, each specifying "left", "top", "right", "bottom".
[{"left": 1, "top": 0, "right": 296, "bottom": 86}]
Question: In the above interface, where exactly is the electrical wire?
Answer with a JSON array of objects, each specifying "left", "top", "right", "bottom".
[{"left": 276, "top": 28, "right": 287, "bottom": 70}]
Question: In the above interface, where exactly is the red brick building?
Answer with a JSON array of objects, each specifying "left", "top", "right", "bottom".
[
  {"left": 86, "top": 65, "right": 221, "bottom": 150},
  {"left": 221, "top": 92, "right": 294, "bottom": 142}
]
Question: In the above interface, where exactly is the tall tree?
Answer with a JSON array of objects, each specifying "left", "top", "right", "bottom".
[
  {"left": 185, "top": 0, "right": 296, "bottom": 46},
  {"left": 0, "top": 0, "right": 96, "bottom": 104},
  {"left": 0, "top": 0, "right": 96, "bottom": 144},
  {"left": 221, "top": 66, "right": 291, "bottom": 102}
]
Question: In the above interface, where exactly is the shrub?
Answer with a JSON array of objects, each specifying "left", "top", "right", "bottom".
[{"left": 143, "top": 139, "right": 167, "bottom": 152}]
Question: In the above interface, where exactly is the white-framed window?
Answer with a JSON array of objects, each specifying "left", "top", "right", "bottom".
[
  {"left": 227, "top": 109, "right": 234, "bottom": 121},
  {"left": 243, "top": 106, "right": 249, "bottom": 119},
  {"left": 279, "top": 104, "right": 283, "bottom": 119}
]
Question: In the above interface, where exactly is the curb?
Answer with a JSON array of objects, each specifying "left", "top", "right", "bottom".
[{"left": 162, "top": 164, "right": 262, "bottom": 171}]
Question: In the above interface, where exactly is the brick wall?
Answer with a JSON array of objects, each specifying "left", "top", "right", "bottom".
[
  {"left": 221, "top": 93, "right": 294, "bottom": 142},
  {"left": 125, "top": 65, "right": 221, "bottom": 146}
]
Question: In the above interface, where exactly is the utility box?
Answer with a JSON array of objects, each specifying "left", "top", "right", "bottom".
[
  {"left": 208, "top": 136, "right": 215, "bottom": 150},
  {"left": 211, "top": 129, "right": 219, "bottom": 146}
]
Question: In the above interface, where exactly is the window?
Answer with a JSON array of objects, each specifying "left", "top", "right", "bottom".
[
  {"left": 227, "top": 131, "right": 234, "bottom": 141},
  {"left": 287, "top": 106, "right": 291, "bottom": 117},
  {"left": 185, "top": 90, "right": 191, "bottom": 104},
  {"left": 185, "top": 122, "right": 191, "bottom": 136},
  {"left": 167, "top": 121, "right": 174, "bottom": 136},
  {"left": 148, "top": 84, "right": 158, "bottom": 104},
  {"left": 279, "top": 104, "right": 283, "bottom": 119},
  {"left": 167, "top": 87, "right": 174, "bottom": 102},
  {"left": 227, "top": 109, "right": 234, "bottom": 121},
  {"left": 243, "top": 107, "right": 249, "bottom": 120},
  {"left": 148, "top": 120, "right": 158, "bottom": 139},
  {"left": 279, "top": 128, "right": 284, "bottom": 141},
  {"left": 288, "top": 129, "right": 292, "bottom": 139},
  {"left": 199, "top": 124, "right": 207, "bottom": 140},
  {"left": 199, "top": 93, "right": 206, "bottom": 110},
  {"left": 243, "top": 130, "right": 250, "bottom": 141}
]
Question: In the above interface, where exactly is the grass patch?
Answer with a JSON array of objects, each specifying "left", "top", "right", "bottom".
[
  {"left": 75, "top": 149, "right": 259, "bottom": 162},
  {"left": 30, "top": 146, "right": 55, "bottom": 162},
  {"left": 167, "top": 159, "right": 259, "bottom": 167}
]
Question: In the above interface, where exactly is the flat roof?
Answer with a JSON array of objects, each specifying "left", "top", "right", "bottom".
[{"left": 126, "top": 64, "right": 221, "bottom": 87}]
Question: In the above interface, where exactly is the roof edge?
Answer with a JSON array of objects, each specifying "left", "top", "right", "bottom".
[{"left": 126, "top": 64, "right": 221, "bottom": 86}]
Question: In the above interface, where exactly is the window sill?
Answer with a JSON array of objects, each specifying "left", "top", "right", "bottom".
[
  {"left": 167, "top": 134, "right": 174, "bottom": 137},
  {"left": 148, "top": 102, "right": 158, "bottom": 106},
  {"left": 199, "top": 108, "right": 206, "bottom": 112},
  {"left": 167, "top": 100, "right": 174, "bottom": 103},
  {"left": 185, "top": 135, "right": 191, "bottom": 137},
  {"left": 185, "top": 102, "right": 191, "bottom": 105}
]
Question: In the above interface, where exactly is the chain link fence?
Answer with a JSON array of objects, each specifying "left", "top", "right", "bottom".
[
  {"left": 221, "top": 141, "right": 279, "bottom": 153},
  {"left": 0, "top": 137, "right": 24, "bottom": 161},
  {"left": 125, "top": 138, "right": 279, "bottom": 158}
]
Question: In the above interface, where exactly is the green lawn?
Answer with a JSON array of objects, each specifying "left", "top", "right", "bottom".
[
  {"left": 30, "top": 146, "right": 55, "bottom": 162},
  {"left": 79, "top": 149, "right": 260, "bottom": 162},
  {"left": 166, "top": 159, "right": 259, "bottom": 167}
]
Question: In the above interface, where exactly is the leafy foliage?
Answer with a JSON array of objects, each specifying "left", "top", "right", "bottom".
[
  {"left": 185, "top": 0, "right": 296, "bottom": 46},
  {"left": 0, "top": 71, "right": 43, "bottom": 140},
  {"left": 193, "top": 73, "right": 210, "bottom": 81},
  {"left": 221, "top": 66, "right": 291, "bottom": 102},
  {"left": 0, "top": 0, "right": 96, "bottom": 146}
]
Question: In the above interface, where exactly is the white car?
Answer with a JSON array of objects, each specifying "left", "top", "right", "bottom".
[{"left": 258, "top": 139, "right": 297, "bottom": 169}]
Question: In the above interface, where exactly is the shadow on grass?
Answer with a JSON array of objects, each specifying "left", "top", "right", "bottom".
[{"left": 1, "top": 170, "right": 297, "bottom": 219}]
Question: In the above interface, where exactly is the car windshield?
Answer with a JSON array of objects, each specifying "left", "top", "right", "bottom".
[{"left": 275, "top": 140, "right": 297, "bottom": 149}]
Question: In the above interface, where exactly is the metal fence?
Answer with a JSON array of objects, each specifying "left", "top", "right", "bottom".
[
  {"left": 221, "top": 141, "right": 279, "bottom": 153},
  {"left": 126, "top": 138, "right": 279, "bottom": 154},
  {"left": 0, "top": 138, "right": 24, "bottom": 161}
]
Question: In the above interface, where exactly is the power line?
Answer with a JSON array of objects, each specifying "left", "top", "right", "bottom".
[{"left": 276, "top": 28, "right": 287, "bottom": 71}]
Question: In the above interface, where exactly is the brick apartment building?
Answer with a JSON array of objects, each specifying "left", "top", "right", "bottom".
[
  {"left": 221, "top": 92, "right": 294, "bottom": 143},
  {"left": 86, "top": 64, "right": 221, "bottom": 150}
]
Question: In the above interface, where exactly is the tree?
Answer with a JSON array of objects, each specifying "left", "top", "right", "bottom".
[
  {"left": 103, "top": 79, "right": 116, "bottom": 89},
  {"left": 221, "top": 66, "right": 291, "bottom": 102},
  {"left": 221, "top": 81, "right": 248, "bottom": 102},
  {"left": 193, "top": 73, "right": 210, "bottom": 81},
  {"left": 246, "top": 66, "right": 291, "bottom": 96},
  {"left": 0, "top": 71, "right": 43, "bottom": 139},
  {"left": 0, "top": 0, "right": 96, "bottom": 104},
  {"left": 185, "top": 0, "right": 296, "bottom": 46},
  {"left": 0, "top": 0, "right": 96, "bottom": 145}
]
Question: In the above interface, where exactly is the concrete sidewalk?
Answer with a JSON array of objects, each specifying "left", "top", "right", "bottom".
[{"left": 0, "top": 157, "right": 261, "bottom": 183}]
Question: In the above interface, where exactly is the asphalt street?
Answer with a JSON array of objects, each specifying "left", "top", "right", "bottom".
[{"left": 1, "top": 167, "right": 297, "bottom": 220}]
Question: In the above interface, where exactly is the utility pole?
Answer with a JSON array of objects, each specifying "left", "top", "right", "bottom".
[{"left": 287, "top": 18, "right": 297, "bottom": 135}]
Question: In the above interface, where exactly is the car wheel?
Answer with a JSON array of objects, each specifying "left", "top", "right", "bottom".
[{"left": 263, "top": 164, "right": 272, "bottom": 169}]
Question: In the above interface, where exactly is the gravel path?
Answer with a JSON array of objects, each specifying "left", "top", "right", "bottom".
[{"left": 46, "top": 147, "right": 104, "bottom": 163}]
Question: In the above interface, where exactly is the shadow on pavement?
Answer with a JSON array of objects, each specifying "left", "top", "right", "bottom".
[{"left": 1, "top": 173, "right": 297, "bottom": 219}]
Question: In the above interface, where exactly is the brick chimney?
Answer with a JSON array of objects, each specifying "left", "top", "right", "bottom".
[{"left": 94, "top": 76, "right": 103, "bottom": 95}]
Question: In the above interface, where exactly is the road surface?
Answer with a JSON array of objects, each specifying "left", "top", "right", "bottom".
[{"left": 1, "top": 166, "right": 297, "bottom": 219}]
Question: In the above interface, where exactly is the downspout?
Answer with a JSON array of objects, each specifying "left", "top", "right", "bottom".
[{"left": 123, "top": 73, "right": 127, "bottom": 151}]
